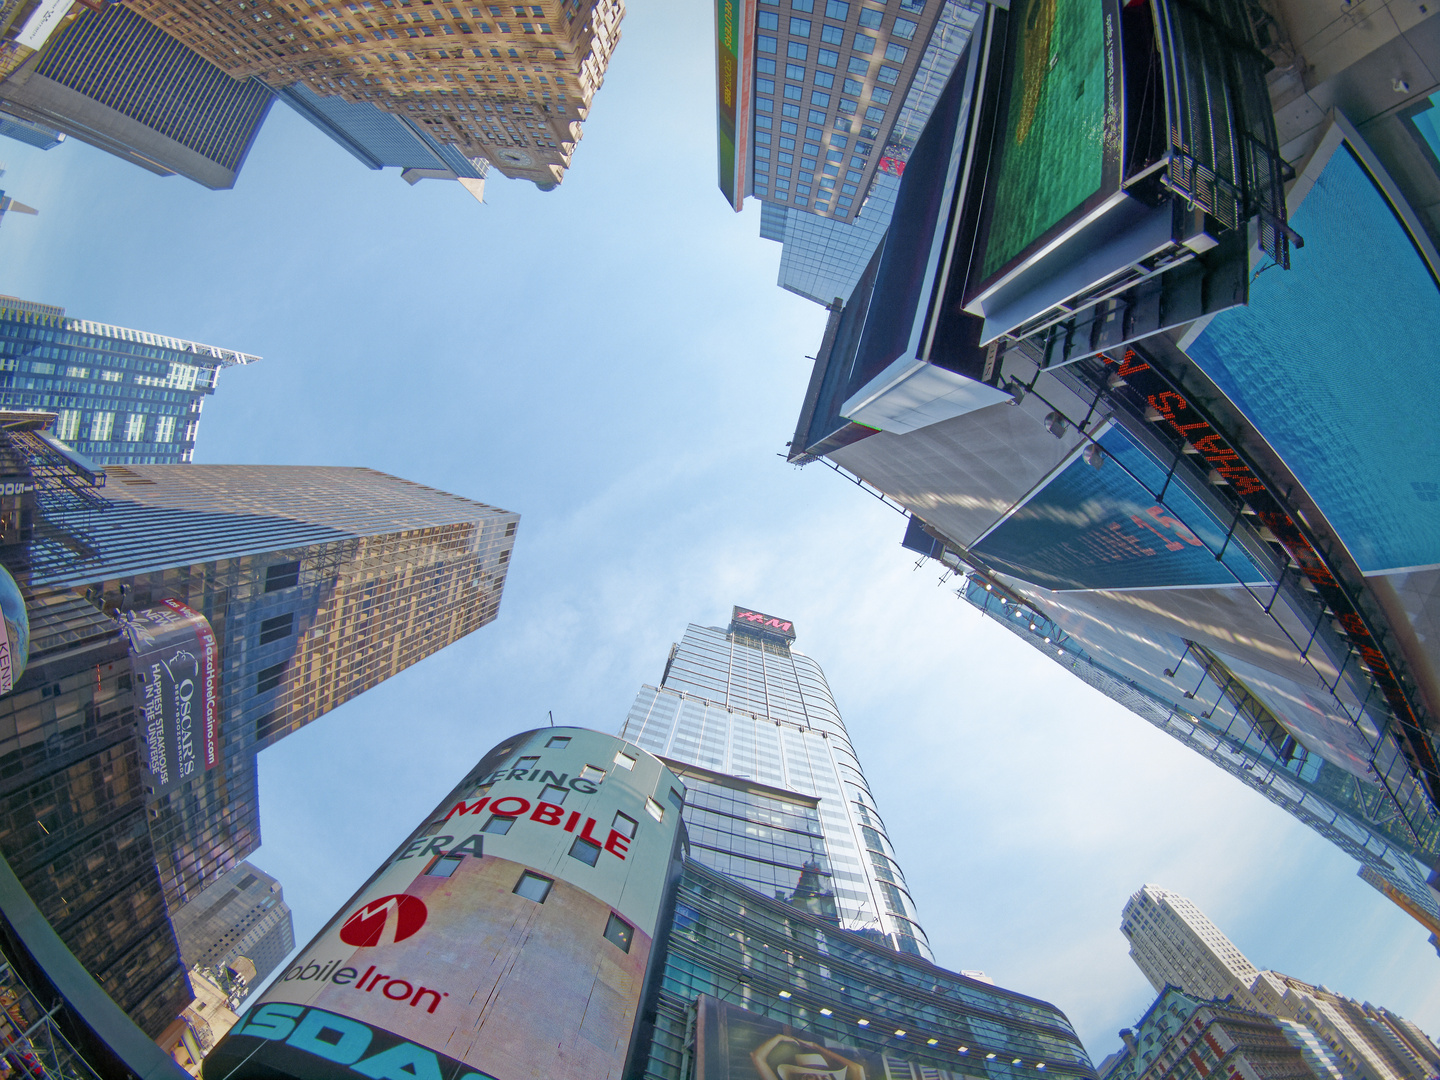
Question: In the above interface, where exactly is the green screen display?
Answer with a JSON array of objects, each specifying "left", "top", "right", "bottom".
[{"left": 978, "top": 0, "right": 1110, "bottom": 283}]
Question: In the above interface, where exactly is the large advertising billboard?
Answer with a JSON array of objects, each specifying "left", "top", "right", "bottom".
[
  {"left": 695, "top": 996, "right": 972, "bottom": 1080},
  {"left": 715, "top": 0, "right": 751, "bottom": 209},
  {"left": 121, "top": 600, "right": 218, "bottom": 797},
  {"left": 205, "top": 728, "right": 686, "bottom": 1080},
  {"left": 972, "top": 424, "right": 1265, "bottom": 592},
  {"left": 970, "top": 0, "right": 1123, "bottom": 292}
]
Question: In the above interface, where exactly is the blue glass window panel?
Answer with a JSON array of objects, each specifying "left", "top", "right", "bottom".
[
  {"left": 869, "top": 86, "right": 891, "bottom": 104},
  {"left": 865, "top": 106, "right": 885, "bottom": 122},
  {"left": 892, "top": 16, "right": 918, "bottom": 38},
  {"left": 784, "top": 83, "right": 803, "bottom": 99},
  {"left": 779, "top": 136, "right": 796, "bottom": 148},
  {"left": 791, "top": 0, "right": 813, "bottom": 9},
  {"left": 857, "top": 6, "right": 882, "bottom": 27},
  {"left": 756, "top": 115, "right": 773, "bottom": 128},
  {"left": 756, "top": 77, "right": 775, "bottom": 93},
  {"left": 837, "top": 195, "right": 853, "bottom": 207},
  {"left": 787, "top": 41, "right": 808, "bottom": 59},
  {"left": 852, "top": 32, "right": 875, "bottom": 52},
  {"left": 778, "top": 151, "right": 794, "bottom": 164},
  {"left": 757, "top": 57, "right": 777, "bottom": 74},
  {"left": 811, "top": 90, "right": 830, "bottom": 106},
  {"left": 826, "top": 0, "right": 848, "bottom": 16},
  {"left": 829, "top": 133, "right": 847, "bottom": 148},
  {"left": 848, "top": 56, "right": 870, "bottom": 74},
  {"left": 786, "top": 62, "right": 806, "bottom": 79},
  {"left": 801, "top": 156, "right": 818, "bottom": 170},
  {"left": 805, "top": 125, "right": 824, "bottom": 139},
  {"left": 1185, "top": 145, "right": 1440, "bottom": 572},
  {"left": 790, "top": 17, "right": 811, "bottom": 35},
  {"left": 821, "top": 23, "right": 845, "bottom": 43},
  {"left": 758, "top": 11, "right": 779, "bottom": 28},
  {"left": 780, "top": 120, "right": 798, "bottom": 133},
  {"left": 757, "top": 33, "right": 777, "bottom": 51},
  {"left": 818, "top": 48, "right": 839, "bottom": 66},
  {"left": 756, "top": 97, "right": 774, "bottom": 112},
  {"left": 813, "top": 70, "right": 834, "bottom": 87},
  {"left": 884, "top": 41, "right": 907, "bottom": 61},
  {"left": 841, "top": 183, "right": 857, "bottom": 195},
  {"left": 808, "top": 109, "right": 828, "bottom": 123}
]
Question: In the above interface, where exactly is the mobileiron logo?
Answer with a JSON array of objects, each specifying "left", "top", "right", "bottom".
[{"left": 339, "top": 895, "right": 428, "bottom": 948}]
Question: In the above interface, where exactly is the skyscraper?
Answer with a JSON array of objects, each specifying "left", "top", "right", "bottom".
[
  {"left": 171, "top": 861, "right": 295, "bottom": 987},
  {"left": 0, "top": 109, "right": 63, "bottom": 149},
  {"left": 122, "top": 0, "right": 625, "bottom": 188},
  {"left": 1119, "top": 886, "right": 1439, "bottom": 1080},
  {"left": 620, "top": 606, "right": 928, "bottom": 958},
  {"left": 275, "top": 82, "right": 488, "bottom": 198},
  {"left": 1120, "top": 886, "right": 1260, "bottom": 1003},
  {"left": 713, "top": 0, "right": 956, "bottom": 223},
  {"left": 756, "top": 0, "right": 981, "bottom": 304},
  {"left": 0, "top": 295, "right": 259, "bottom": 465},
  {"left": 0, "top": 417, "right": 518, "bottom": 1041},
  {"left": 0, "top": 5, "right": 275, "bottom": 188}
]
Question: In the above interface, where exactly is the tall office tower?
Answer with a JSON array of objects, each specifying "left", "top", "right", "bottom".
[
  {"left": 276, "top": 82, "right": 488, "bottom": 198},
  {"left": 0, "top": 108, "right": 63, "bottom": 148},
  {"left": 619, "top": 606, "right": 929, "bottom": 958},
  {"left": 0, "top": 295, "right": 258, "bottom": 465},
  {"left": 1119, "top": 888, "right": 1437, "bottom": 1080},
  {"left": 0, "top": 420, "right": 517, "bottom": 1047},
  {"left": 124, "top": 0, "right": 624, "bottom": 189},
  {"left": 783, "top": 0, "right": 1440, "bottom": 941},
  {"left": 208, "top": 728, "right": 1096, "bottom": 1080},
  {"left": 713, "top": 0, "right": 956, "bottom": 224},
  {"left": 1121, "top": 886, "right": 1260, "bottom": 1003},
  {"left": 170, "top": 861, "right": 295, "bottom": 987},
  {"left": 0, "top": 4, "right": 275, "bottom": 188},
  {"left": 756, "top": 0, "right": 981, "bottom": 305},
  {"left": 1102, "top": 987, "right": 1323, "bottom": 1080}
]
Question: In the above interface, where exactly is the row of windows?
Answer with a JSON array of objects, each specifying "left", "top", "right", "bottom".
[
  {"left": 755, "top": 75, "right": 892, "bottom": 108},
  {"left": 756, "top": 33, "right": 908, "bottom": 71},
  {"left": 761, "top": 0, "right": 925, "bottom": 12}
]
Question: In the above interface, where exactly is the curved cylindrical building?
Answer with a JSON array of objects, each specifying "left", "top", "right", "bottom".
[{"left": 204, "top": 728, "right": 686, "bottom": 1080}]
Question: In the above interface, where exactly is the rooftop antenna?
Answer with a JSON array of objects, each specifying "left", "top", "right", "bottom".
[{"left": 547, "top": 710, "right": 555, "bottom": 727}]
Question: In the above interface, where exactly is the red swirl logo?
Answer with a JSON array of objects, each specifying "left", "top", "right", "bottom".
[{"left": 338, "top": 894, "right": 428, "bottom": 947}]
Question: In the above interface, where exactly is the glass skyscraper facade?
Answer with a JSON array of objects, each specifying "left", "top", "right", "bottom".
[
  {"left": 620, "top": 607, "right": 929, "bottom": 959},
  {"left": 0, "top": 296, "right": 258, "bottom": 466}
]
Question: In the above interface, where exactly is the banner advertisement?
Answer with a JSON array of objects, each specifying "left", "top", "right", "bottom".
[
  {"left": 972, "top": 424, "right": 1265, "bottom": 592},
  {"left": 121, "top": 600, "right": 219, "bottom": 798},
  {"left": 205, "top": 728, "right": 686, "bottom": 1080},
  {"left": 696, "top": 996, "right": 971, "bottom": 1080},
  {"left": 0, "top": 566, "right": 29, "bottom": 696}
]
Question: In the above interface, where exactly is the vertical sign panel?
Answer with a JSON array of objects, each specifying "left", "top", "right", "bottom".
[
  {"left": 122, "top": 600, "right": 219, "bottom": 796},
  {"left": 205, "top": 728, "right": 686, "bottom": 1080},
  {"left": 716, "top": 0, "right": 749, "bottom": 209}
]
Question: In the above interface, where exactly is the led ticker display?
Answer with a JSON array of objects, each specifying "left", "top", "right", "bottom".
[
  {"left": 972, "top": 0, "right": 1122, "bottom": 287},
  {"left": 972, "top": 424, "right": 1264, "bottom": 592}
]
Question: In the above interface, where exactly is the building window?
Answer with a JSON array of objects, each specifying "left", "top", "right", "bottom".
[
  {"left": 810, "top": 90, "right": 830, "bottom": 106},
  {"left": 785, "top": 61, "right": 805, "bottom": 78},
  {"left": 513, "top": 871, "right": 552, "bottom": 902},
  {"left": 813, "top": 69, "right": 834, "bottom": 87},
  {"left": 645, "top": 796, "right": 665, "bottom": 822},
  {"left": 789, "top": 16, "right": 810, "bottom": 35},
  {"left": 857, "top": 6, "right": 882, "bottom": 27},
  {"left": 90, "top": 412, "right": 115, "bottom": 442},
  {"left": 426, "top": 854, "right": 464, "bottom": 878},
  {"left": 825, "top": 0, "right": 848, "bottom": 16},
  {"left": 545, "top": 735, "right": 571, "bottom": 748},
  {"left": 258, "top": 613, "right": 295, "bottom": 645},
  {"left": 784, "top": 83, "right": 803, "bottom": 99},
  {"left": 516, "top": 756, "right": 540, "bottom": 770},
  {"left": 757, "top": 97, "right": 775, "bottom": 113},
  {"left": 612, "top": 811, "right": 638, "bottom": 839},
  {"left": 256, "top": 711, "right": 285, "bottom": 741},
  {"left": 482, "top": 814, "right": 516, "bottom": 834},
  {"left": 613, "top": 751, "right": 636, "bottom": 770},
  {"left": 852, "top": 31, "right": 875, "bottom": 52},
  {"left": 870, "top": 86, "right": 892, "bottom": 104},
  {"left": 569, "top": 836, "right": 601, "bottom": 866},
  {"left": 865, "top": 105, "right": 885, "bottom": 121},
  {"left": 603, "top": 913, "right": 634, "bottom": 953},
  {"left": 838, "top": 98, "right": 857, "bottom": 114},
  {"left": 782, "top": 103, "right": 802, "bottom": 118},
  {"left": 848, "top": 55, "right": 870, "bottom": 74},
  {"left": 580, "top": 765, "right": 606, "bottom": 785},
  {"left": 820, "top": 22, "right": 844, "bottom": 43},
  {"left": 818, "top": 48, "right": 838, "bottom": 66},
  {"left": 787, "top": 41, "right": 807, "bottom": 59},
  {"left": 758, "top": 33, "right": 777, "bottom": 51},
  {"left": 540, "top": 784, "right": 568, "bottom": 804},
  {"left": 256, "top": 662, "right": 286, "bottom": 694},
  {"left": 831, "top": 133, "right": 848, "bottom": 148},
  {"left": 892, "top": 16, "right": 917, "bottom": 38},
  {"left": 757, "top": 76, "right": 775, "bottom": 93},
  {"left": 265, "top": 561, "right": 301, "bottom": 592},
  {"left": 884, "top": 41, "right": 908, "bottom": 62},
  {"left": 899, "top": 0, "right": 924, "bottom": 11},
  {"left": 790, "top": 0, "right": 813, "bottom": 9},
  {"left": 834, "top": 116, "right": 852, "bottom": 131},
  {"left": 55, "top": 410, "right": 81, "bottom": 441},
  {"left": 757, "top": 10, "right": 779, "bottom": 28},
  {"left": 124, "top": 413, "right": 146, "bottom": 442},
  {"left": 155, "top": 415, "right": 177, "bottom": 442},
  {"left": 843, "top": 76, "right": 864, "bottom": 94}
]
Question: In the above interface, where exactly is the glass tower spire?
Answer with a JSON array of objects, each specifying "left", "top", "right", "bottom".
[{"left": 620, "top": 606, "right": 930, "bottom": 958}]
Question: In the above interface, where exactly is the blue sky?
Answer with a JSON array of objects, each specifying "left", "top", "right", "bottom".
[{"left": 1, "top": 0, "right": 1436, "bottom": 1059}]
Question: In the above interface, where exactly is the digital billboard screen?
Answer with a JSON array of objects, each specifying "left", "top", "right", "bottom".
[
  {"left": 121, "top": 600, "right": 218, "bottom": 797},
  {"left": 1183, "top": 131, "right": 1440, "bottom": 575},
  {"left": 206, "top": 728, "right": 686, "bottom": 1080},
  {"left": 971, "top": 424, "right": 1265, "bottom": 592},
  {"left": 695, "top": 996, "right": 972, "bottom": 1080},
  {"left": 970, "top": 0, "right": 1122, "bottom": 292}
]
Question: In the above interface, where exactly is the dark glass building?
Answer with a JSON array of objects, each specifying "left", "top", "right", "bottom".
[
  {"left": 170, "top": 861, "right": 294, "bottom": 987},
  {"left": 0, "top": 4, "right": 274, "bottom": 189},
  {"left": 782, "top": 0, "right": 1440, "bottom": 947},
  {"left": 0, "top": 296, "right": 258, "bottom": 466}
]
